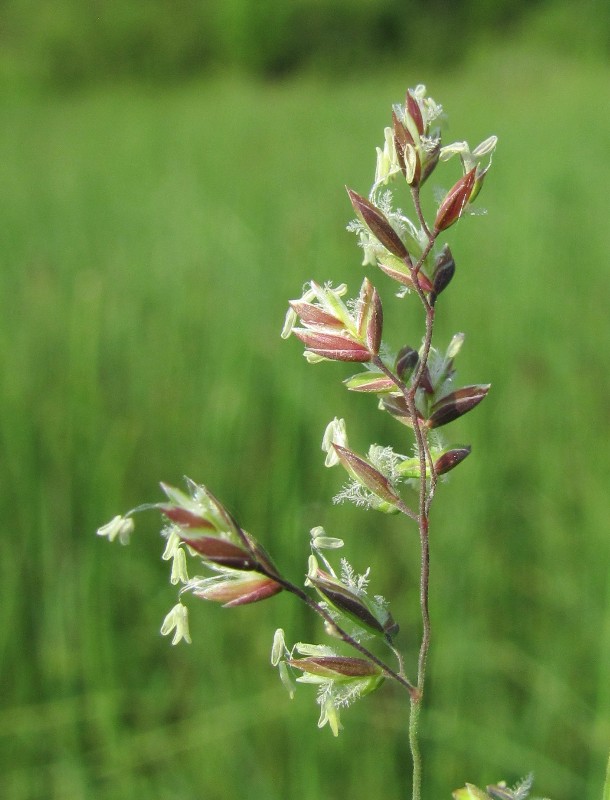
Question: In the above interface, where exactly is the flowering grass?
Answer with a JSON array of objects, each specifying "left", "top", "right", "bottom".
[{"left": 0, "top": 44, "right": 608, "bottom": 799}]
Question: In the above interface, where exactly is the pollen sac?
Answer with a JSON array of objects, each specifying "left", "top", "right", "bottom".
[
  {"left": 427, "top": 384, "right": 490, "bottom": 429},
  {"left": 347, "top": 188, "right": 410, "bottom": 261},
  {"left": 434, "top": 168, "right": 477, "bottom": 232},
  {"left": 403, "top": 142, "right": 421, "bottom": 186}
]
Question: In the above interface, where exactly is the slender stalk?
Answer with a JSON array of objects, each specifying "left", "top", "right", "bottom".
[
  {"left": 411, "top": 186, "right": 432, "bottom": 241},
  {"left": 408, "top": 271, "right": 435, "bottom": 681},
  {"left": 415, "top": 515, "right": 431, "bottom": 693},
  {"left": 408, "top": 412, "right": 432, "bottom": 800},
  {"left": 372, "top": 217, "right": 437, "bottom": 800},
  {"left": 404, "top": 189, "right": 438, "bottom": 800},
  {"left": 409, "top": 697, "right": 423, "bottom": 800}
]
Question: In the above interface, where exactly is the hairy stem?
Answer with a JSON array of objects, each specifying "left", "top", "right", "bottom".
[
  {"left": 371, "top": 221, "right": 438, "bottom": 799},
  {"left": 411, "top": 186, "right": 432, "bottom": 241},
  {"left": 409, "top": 697, "right": 423, "bottom": 800},
  {"left": 405, "top": 193, "right": 438, "bottom": 800},
  {"left": 406, "top": 270, "right": 435, "bottom": 690}
]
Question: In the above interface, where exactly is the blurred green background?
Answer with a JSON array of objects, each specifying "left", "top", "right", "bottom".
[{"left": 1, "top": 0, "right": 609, "bottom": 798}]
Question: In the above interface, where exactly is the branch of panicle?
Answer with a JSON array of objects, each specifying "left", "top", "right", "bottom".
[{"left": 268, "top": 569, "right": 417, "bottom": 697}]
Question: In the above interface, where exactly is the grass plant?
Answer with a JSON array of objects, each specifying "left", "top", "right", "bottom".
[{"left": 0, "top": 43, "right": 608, "bottom": 799}]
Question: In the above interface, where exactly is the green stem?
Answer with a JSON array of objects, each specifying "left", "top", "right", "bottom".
[
  {"left": 411, "top": 186, "right": 432, "bottom": 241},
  {"left": 409, "top": 697, "right": 423, "bottom": 800},
  {"left": 409, "top": 509, "right": 430, "bottom": 800},
  {"left": 404, "top": 190, "right": 437, "bottom": 800},
  {"left": 603, "top": 750, "right": 610, "bottom": 800}
]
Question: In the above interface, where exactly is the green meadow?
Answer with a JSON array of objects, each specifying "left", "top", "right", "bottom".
[{"left": 0, "top": 38, "right": 609, "bottom": 800}]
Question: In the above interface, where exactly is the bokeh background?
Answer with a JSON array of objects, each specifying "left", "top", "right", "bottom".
[{"left": 1, "top": 1, "right": 609, "bottom": 798}]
